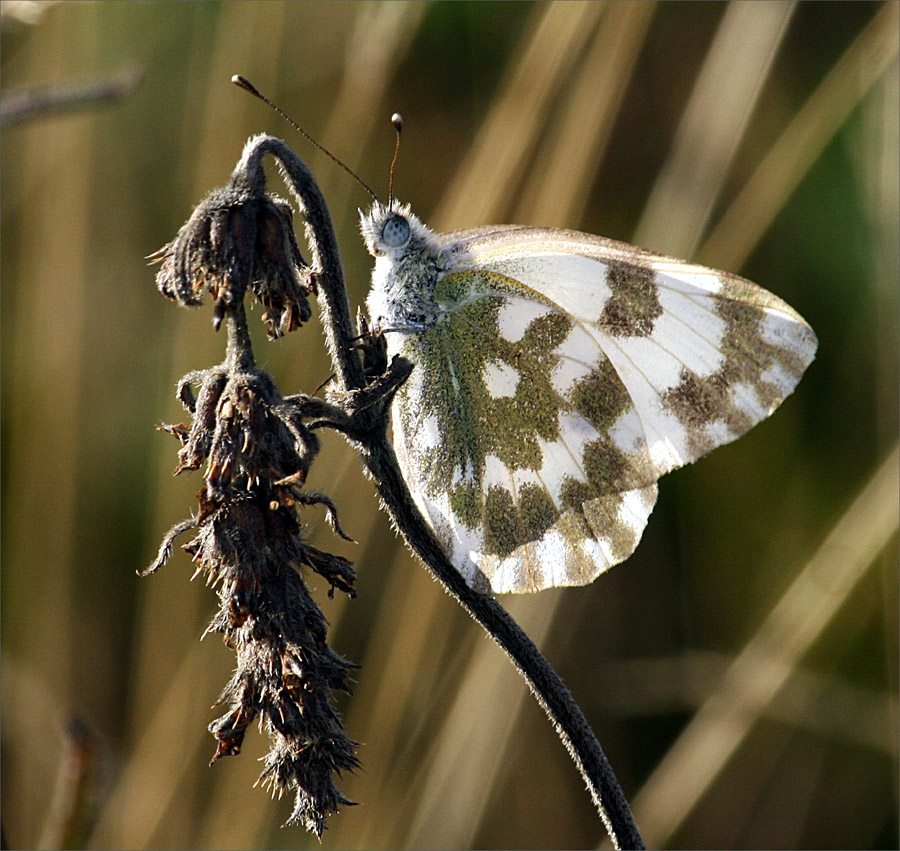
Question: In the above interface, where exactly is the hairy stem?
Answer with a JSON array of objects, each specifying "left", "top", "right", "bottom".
[
  {"left": 224, "top": 302, "right": 255, "bottom": 372},
  {"left": 235, "top": 135, "right": 364, "bottom": 391},
  {"left": 261, "top": 135, "right": 643, "bottom": 849}
]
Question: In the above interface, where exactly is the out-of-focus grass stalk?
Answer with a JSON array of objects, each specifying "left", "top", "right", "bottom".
[
  {"left": 316, "top": 0, "right": 431, "bottom": 228},
  {"left": 4, "top": 7, "right": 98, "bottom": 842},
  {"left": 332, "top": 562, "right": 474, "bottom": 850},
  {"left": 630, "top": 443, "right": 899, "bottom": 849},
  {"left": 87, "top": 641, "right": 221, "bottom": 850},
  {"left": 859, "top": 38, "right": 900, "bottom": 811},
  {"left": 515, "top": 1, "right": 656, "bottom": 226},
  {"left": 698, "top": 0, "right": 900, "bottom": 271},
  {"left": 433, "top": 0, "right": 604, "bottom": 229},
  {"left": 590, "top": 651, "right": 897, "bottom": 754},
  {"left": 632, "top": 0, "right": 795, "bottom": 258}
]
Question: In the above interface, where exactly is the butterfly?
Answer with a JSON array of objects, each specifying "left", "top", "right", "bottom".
[{"left": 360, "top": 201, "right": 817, "bottom": 596}]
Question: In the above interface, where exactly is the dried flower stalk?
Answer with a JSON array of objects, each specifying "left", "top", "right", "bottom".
[{"left": 146, "top": 147, "right": 361, "bottom": 836}]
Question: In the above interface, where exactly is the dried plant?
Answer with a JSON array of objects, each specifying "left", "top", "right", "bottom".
[
  {"left": 145, "top": 148, "right": 361, "bottom": 836},
  {"left": 146, "top": 131, "right": 641, "bottom": 848}
]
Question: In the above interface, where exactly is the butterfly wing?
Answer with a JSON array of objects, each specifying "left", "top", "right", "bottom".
[{"left": 390, "top": 226, "right": 817, "bottom": 594}]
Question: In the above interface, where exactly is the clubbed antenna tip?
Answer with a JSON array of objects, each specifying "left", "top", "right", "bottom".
[{"left": 232, "top": 74, "right": 378, "bottom": 202}]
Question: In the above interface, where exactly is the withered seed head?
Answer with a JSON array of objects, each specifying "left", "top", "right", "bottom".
[
  {"left": 152, "top": 182, "right": 313, "bottom": 339},
  {"left": 149, "top": 357, "right": 359, "bottom": 836}
]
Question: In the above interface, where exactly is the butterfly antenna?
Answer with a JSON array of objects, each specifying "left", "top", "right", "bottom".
[
  {"left": 232, "top": 75, "right": 378, "bottom": 202},
  {"left": 388, "top": 113, "right": 403, "bottom": 204}
]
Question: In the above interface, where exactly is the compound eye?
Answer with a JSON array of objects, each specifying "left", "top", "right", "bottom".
[{"left": 381, "top": 215, "right": 410, "bottom": 248}]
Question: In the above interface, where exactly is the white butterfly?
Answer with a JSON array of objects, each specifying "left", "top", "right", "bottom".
[{"left": 361, "top": 202, "right": 817, "bottom": 595}]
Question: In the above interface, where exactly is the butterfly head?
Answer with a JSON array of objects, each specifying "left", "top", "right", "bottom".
[{"left": 359, "top": 200, "right": 440, "bottom": 261}]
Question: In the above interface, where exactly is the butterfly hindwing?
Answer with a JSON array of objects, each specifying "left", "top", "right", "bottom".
[{"left": 390, "top": 262, "right": 659, "bottom": 593}]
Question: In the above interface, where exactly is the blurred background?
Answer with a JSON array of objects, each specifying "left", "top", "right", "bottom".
[{"left": 2, "top": 2, "right": 897, "bottom": 849}]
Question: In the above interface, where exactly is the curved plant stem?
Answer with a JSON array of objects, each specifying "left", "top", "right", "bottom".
[{"left": 252, "top": 134, "right": 644, "bottom": 850}]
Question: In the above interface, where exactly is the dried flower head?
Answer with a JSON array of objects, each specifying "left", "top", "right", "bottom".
[{"left": 152, "top": 178, "right": 314, "bottom": 339}]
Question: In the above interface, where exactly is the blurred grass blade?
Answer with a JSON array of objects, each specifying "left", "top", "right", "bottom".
[
  {"left": 593, "top": 651, "right": 897, "bottom": 754},
  {"left": 699, "top": 0, "right": 900, "bottom": 271},
  {"left": 515, "top": 0, "right": 656, "bottom": 226},
  {"left": 632, "top": 1, "right": 795, "bottom": 257},
  {"left": 88, "top": 642, "right": 219, "bottom": 850},
  {"left": 318, "top": 0, "right": 431, "bottom": 210},
  {"left": 630, "top": 443, "right": 900, "bottom": 849},
  {"left": 433, "top": 0, "right": 605, "bottom": 228},
  {"left": 402, "top": 598, "right": 558, "bottom": 850},
  {"left": 329, "top": 565, "right": 465, "bottom": 850}
]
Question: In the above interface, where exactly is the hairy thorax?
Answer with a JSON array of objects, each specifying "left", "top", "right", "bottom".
[{"left": 366, "top": 241, "right": 449, "bottom": 341}]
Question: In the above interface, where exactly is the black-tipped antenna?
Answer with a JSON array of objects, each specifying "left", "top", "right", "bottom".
[
  {"left": 389, "top": 113, "right": 403, "bottom": 204},
  {"left": 232, "top": 75, "right": 378, "bottom": 202}
]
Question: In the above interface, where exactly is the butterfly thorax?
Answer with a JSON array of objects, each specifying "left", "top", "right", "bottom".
[{"left": 361, "top": 201, "right": 448, "bottom": 346}]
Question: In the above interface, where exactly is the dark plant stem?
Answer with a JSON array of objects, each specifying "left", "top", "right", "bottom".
[
  {"left": 257, "top": 135, "right": 644, "bottom": 850},
  {"left": 236, "top": 136, "right": 364, "bottom": 392},
  {"left": 225, "top": 302, "right": 255, "bottom": 372}
]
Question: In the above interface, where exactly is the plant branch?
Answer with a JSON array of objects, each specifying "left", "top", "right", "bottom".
[
  {"left": 234, "top": 135, "right": 366, "bottom": 393},
  {"left": 0, "top": 65, "right": 144, "bottom": 126},
  {"left": 260, "top": 135, "right": 644, "bottom": 849}
]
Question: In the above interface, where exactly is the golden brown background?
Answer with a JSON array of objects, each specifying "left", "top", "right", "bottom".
[{"left": 2, "top": 2, "right": 897, "bottom": 849}]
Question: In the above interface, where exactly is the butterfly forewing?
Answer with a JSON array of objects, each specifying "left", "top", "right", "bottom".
[{"left": 444, "top": 227, "right": 817, "bottom": 474}]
